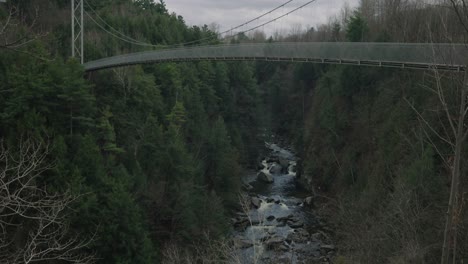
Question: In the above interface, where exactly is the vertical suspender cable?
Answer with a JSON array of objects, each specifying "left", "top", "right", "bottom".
[
  {"left": 80, "top": 0, "right": 84, "bottom": 64},
  {"left": 71, "top": 0, "right": 74, "bottom": 58}
]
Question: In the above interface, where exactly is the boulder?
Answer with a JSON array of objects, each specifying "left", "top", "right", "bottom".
[
  {"left": 286, "top": 228, "right": 310, "bottom": 243},
  {"left": 242, "top": 182, "right": 254, "bottom": 191},
  {"left": 235, "top": 212, "right": 247, "bottom": 217},
  {"left": 251, "top": 197, "right": 261, "bottom": 208},
  {"left": 276, "top": 221, "right": 287, "bottom": 227},
  {"left": 311, "top": 232, "right": 325, "bottom": 241},
  {"left": 289, "top": 216, "right": 301, "bottom": 223},
  {"left": 279, "top": 245, "right": 289, "bottom": 251},
  {"left": 233, "top": 217, "right": 249, "bottom": 226},
  {"left": 269, "top": 163, "right": 282, "bottom": 174},
  {"left": 250, "top": 218, "right": 261, "bottom": 225},
  {"left": 287, "top": 220, "right": 304, "bottom": 228},
  {"left": 233, "top": 217, "right": 251, "bottom": 231},
  {"left": 276, "top": 214, "right": 294, "bottom": 222},
  {"left": 267, "top": 156, "right": 279, "bottom": 163},
  {"left": 285, "top": 216, "right": 304, "bottom": 228},
  {"left": 257, "top": 171, "right": 274, "bottom": 183},
  {"left": 257, "top": 161, "right": 265, "bottom": 170},
  {"left": 279, "top": 156, "right": 290, "bottom": 168},
  {"left": 289, "top": 164, "right": 297, "bottom": 173},
  {"left": 304, "top": 196, "right": 315, "bottom": 207},
  {"left": 265, "top": 236, "right": 285, "bottom": 249},
  {"left": 321, "top": 244, "right": 336, "bottom": 251},
  {"left": 234, "top": 238, "right": 253, "bottom": 249}
]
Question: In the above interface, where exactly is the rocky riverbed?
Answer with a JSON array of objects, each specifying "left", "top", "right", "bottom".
[{"left": 231, "top": 143, "right": 336, "bottom": 264}]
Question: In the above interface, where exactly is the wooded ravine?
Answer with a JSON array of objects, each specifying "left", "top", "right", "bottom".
[{"left": 1, "top": 0, "right": 467, "bottom": 263}]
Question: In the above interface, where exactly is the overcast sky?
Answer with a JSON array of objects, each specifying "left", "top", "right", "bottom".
[{"left": 165, "top": 0, "right": 360, "bottom": 36}]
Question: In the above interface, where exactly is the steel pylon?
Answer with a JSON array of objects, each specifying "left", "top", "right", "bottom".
[{"left": 71, "top": 0, "right": 84, "bottom": 64}]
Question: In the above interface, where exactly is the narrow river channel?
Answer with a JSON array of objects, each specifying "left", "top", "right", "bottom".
[{"left": 231, "top": 143, "right": 336, "bottom": 264}]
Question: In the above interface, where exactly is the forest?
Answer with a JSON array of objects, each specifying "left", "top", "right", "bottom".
[{"left": 0, "top": 0, "right": 467, "bottom": 263}]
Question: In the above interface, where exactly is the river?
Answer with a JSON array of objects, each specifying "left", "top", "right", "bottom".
[{"left": 231, "top": 142, "right": 335, "bottom": 264}]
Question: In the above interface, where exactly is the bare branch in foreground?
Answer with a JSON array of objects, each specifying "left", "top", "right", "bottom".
[{"left": 0, "top": 137, "right": 95, "bottom": 263}]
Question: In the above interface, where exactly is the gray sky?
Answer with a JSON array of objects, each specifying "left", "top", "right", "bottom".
[{"left": 165, "top": 0, "right": 360, "bottom": 36}]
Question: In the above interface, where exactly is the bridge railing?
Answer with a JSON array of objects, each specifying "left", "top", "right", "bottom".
[{"left": 84, "top": 42, "right": 468, "bottom": 71}]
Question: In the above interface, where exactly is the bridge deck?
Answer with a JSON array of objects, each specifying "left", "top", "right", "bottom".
[{"left": 83, "top": 42, "right": 468, "bottom": 72}]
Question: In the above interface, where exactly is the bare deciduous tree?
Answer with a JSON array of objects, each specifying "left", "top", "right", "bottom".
[
  {"left": 0, "top": 2, "right": 46, "bottom": 50},
  {"left": 0, "top": 137, "right": 94, "bottom": 263},
  {"left": 405, "top": 67, "right": 468, "bottom": 264},
  {"left": 402, "top": 3, "right": 468, "bottom": 263}
]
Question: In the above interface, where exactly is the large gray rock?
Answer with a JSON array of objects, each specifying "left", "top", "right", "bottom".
[
  {"left": 251, "top": 197, "right": 262, "bottom": 208},
  {"left": 276, "top": 214, "right": 294, "bottom": 222},
  {"left": 276, "top": 221, "right": 286, "bottom": 227},
  {"left": 304, "top": 196, "right": 315, "bottom": 207},
  {"left": 289, "top": 164, "right": 297, "bottom": 173},
  {"left": 269, "top": 163, "right": 282, "bottom": 174},
  {"left": 288, "top": 220, "right": 304, "bottom": 228},
  {"left": 257, "top": 171, "right": 274, "bottom": 183},
  {"left": 234, "top": 238, "right": 253, "bottom": 249},
  {"left": 311, "top": 232, "right": 325, "bottom": 241},
  {"left": 265, "top": 236, "right": 285, "bottom": 249},
  {"left": 233, "top": 216, "right": 249, "bottom": 225},
  {"left": 279, "top": 156, "right": 290, "bottom": 168},
  {"left": 286, "top": 228, "right": 310, "bottom": 243},
  {"left": 267, "top": 156, "right": 279, "bottom": 163},
  {"left": 233, "top": 219, "right": 249, "bottom": 231},
  {"left": 242, "top": 182, "right": 254, "bottom": 191},
  {"left": 321, "top": 244, "right": 336, "bottom": 251},
  {"left": 257, "top": 161, "right": 265, "bottom": 170}
]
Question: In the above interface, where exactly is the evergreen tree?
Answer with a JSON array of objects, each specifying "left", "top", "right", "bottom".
[
  {"left": 205, "top": 117, "right": 241, "bottom": 206},
  {"left": 346, "top": 13, "right": 369, "bottom": 42}
]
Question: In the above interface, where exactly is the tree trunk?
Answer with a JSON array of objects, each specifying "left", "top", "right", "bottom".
[{"left": 441, "top": 72, "right": 467, "bottom": 264}]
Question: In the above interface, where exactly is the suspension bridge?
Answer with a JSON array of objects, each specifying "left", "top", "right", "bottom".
[
  {"left": 82, "top": 42, "right": 467, "bottom": 72},
  {"left": 68, "top": 0, "right": 468, "bottom": 72}
]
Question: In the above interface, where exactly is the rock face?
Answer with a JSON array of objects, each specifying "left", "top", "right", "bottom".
[{"left": 257, "top": 171, "right": 274, "bottom": 183}]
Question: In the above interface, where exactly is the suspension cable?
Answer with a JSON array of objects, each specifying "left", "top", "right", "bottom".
[
  {"left": 224, "top": 0, "right": 318, "bottom": 42},
  {"left": 85, "top": 0, "right": 318, "bottom": 48},
  {"left": 174, "top": 0, "right": 295, "bottom": 46},
  {"left": 84, "top": 0, "right": 151, "bottom": 46},
  {"left": 85, "top": 11, "right": 159, "bottom": 47}
]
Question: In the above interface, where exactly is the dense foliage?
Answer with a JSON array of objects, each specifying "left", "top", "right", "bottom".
[
  {"left": 2, "top": 0, "right": 468, "bottom": 263},
  {"left": 0, "top": 0, "right": 261, "bottom": 262},
  {"left": 255, "top": 1, "right": 468, "bottom": 263}
]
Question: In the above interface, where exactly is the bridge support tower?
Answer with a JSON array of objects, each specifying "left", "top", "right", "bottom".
[{"left": 71, "top": 0, "right": 84, "bottom": 64}]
